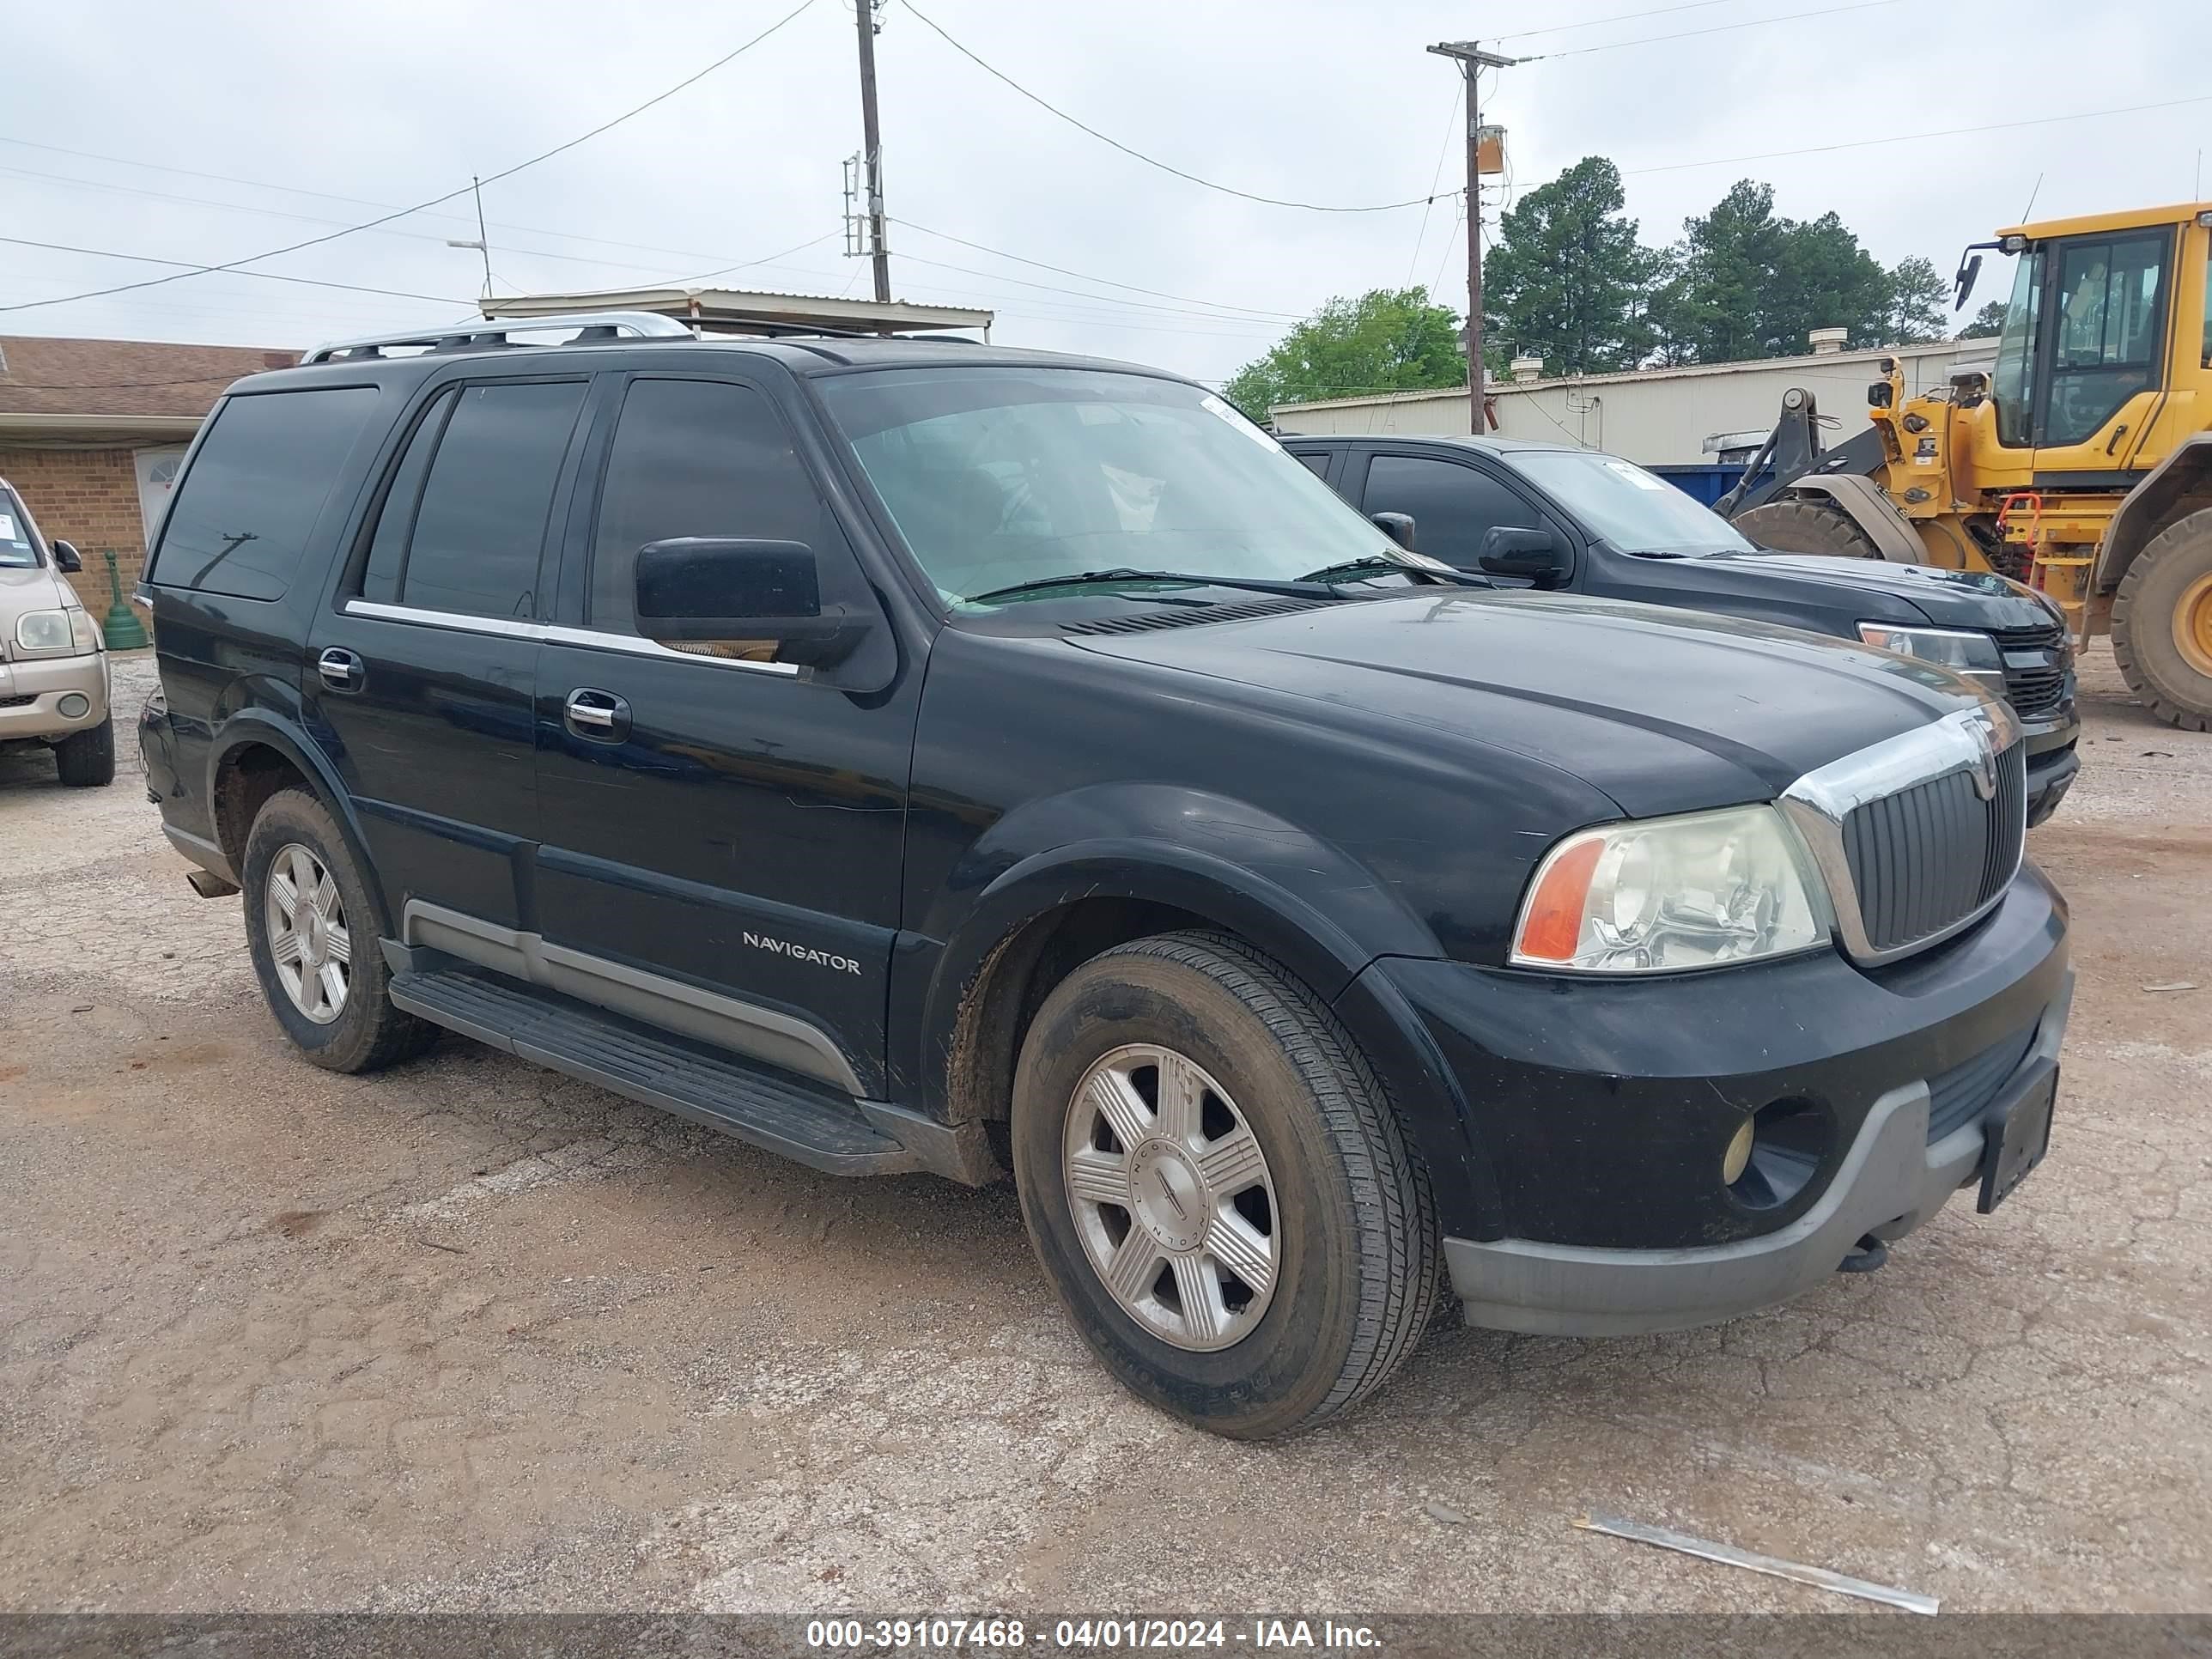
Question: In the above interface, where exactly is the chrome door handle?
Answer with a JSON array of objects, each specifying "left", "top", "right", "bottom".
[
  {"left": 564, "top": 688, "right": 628, "bottom": 738},
  {"left": 317, "top": 647, "right": 363, "bottom": 690}
]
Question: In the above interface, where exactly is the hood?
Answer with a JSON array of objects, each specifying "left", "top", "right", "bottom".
[
  {"left": 1067, "top": 590, "right": 1986, "bottom": 817},
  {"left": 1694, "top": 550, "right": 2060, "bottom": 630},
  {"left": 0, "top": 562, "right": 69, "bottom": 616}
]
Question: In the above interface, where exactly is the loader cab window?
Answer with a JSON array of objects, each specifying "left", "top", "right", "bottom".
[
  {"left": 2202, "top": 240, "right": 2211, "bottom": 368},
  {"left": 1991, "top": 251, "right": 2042, "bottom": 448},
  {"left": 2039, "top": 231, "right": 2170, "bottom": 448}
]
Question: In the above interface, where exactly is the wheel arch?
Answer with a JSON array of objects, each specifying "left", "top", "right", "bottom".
[
  {"left": 205, "top": 713, "right": 392, "bottom": 935},
  {"left": 1770, "top": 475, "right": 1928, "bottom": 563},
  {"left": 910, "top": 790, "right": 1499, "bottom": 1237},
  {"left": 2098, "top": 434, "right": 2212, "bottom": 592}
]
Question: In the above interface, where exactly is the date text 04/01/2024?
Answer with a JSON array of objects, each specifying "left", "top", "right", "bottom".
[{"left": 802, "top": 1618, "right": 1381, "bottom": 1650}]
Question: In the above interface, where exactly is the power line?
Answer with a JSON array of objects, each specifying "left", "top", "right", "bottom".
[
  {"left": 0, "top": 0, "right": 821, "bottom": 315},
  {"left": 1529, "top": 0, "right": 1900, "bottom": 59},
  {"left": 1623, "top": 90, "right": 2212, "bottom": 174},
  {"left": 898, "top": 0, "right": 1449, "bottom": 213},
  {"left": 675, "top": 230, "right": 848, "bottom": 283},
  {"left": 0, "top": 135, "right": 840, "bottom": 274},
  {"left": 1493, "top": 0, "right": 1740, "bottom": 41},
  {"left": 0, "top": 234, "right": 464, "bottom": 306},
  {"left": 890, "top": 220, "right": 1302, "bottom": 319},
  {"left": 1404, "top": 82, "right": 1464, "bottom": 286},
  {"left": 891, "top": 254, "right": 1284, "bottom": 328}
]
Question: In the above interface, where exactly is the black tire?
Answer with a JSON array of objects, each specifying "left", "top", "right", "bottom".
[
  {"left": 240, "top": 787, "right": 437, "bottom": 1073},
  {"left": 1732, "top": 496, "right": 1884, "bottom": 559},
  {"left": 2112, "top": 506, "right": 2212, "bottom": 732},
  {"left": 53, "top": 714, "right": 115, "bottom": 787},
  {"left": 1011, "top": 931, "right": 1438, "bottom": 1440}
]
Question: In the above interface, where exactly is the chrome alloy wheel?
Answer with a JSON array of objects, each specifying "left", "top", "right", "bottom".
[
  {"left": 1062, "top": 1043, "right": 1279, "bottom": 1352},
  {"left": 264, "top": 842, "right": 351, "bottom": 1025}
]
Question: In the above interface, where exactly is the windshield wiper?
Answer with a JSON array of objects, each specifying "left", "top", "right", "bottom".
[
  {"left": 1295, "top": 556, "right": 1485, "bottom": 586},
  {"left": 967, "top": 568, "right": 1345, "bottom": 605}
]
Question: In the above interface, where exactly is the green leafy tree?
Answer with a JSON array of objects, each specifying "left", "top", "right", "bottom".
[
  {"left": 1482, "top": 156, "right": 1664, "bottom": 376},
  {"left": 1652, "top": 180, "right": 1894, "bottom": 362},
  {"left": 1886, "top": 255, "right": 1952, "bottom": 343},
  {"left": 1650, "top": 180, "right": 1785, "bottom": 364},
  {"left": 1224, "top": 287, "right": 1465, "bottom": 415},
  {"left": 1959, "top": 298, "right": 2009, "bottom": 339}
]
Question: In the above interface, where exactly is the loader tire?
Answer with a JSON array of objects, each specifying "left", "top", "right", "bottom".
[
  {"left": 1733, "top": 497, "right": 1883, "bottom": 560},
  {"left": 2112, "top": 507, "right": 2212, "bottom": 733}
]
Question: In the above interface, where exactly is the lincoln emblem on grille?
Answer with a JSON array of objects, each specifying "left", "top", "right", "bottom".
[{"left": 1964, "top": 710, "right": 2001, "bottom": 801}]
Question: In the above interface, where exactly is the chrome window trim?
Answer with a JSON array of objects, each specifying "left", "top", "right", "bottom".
[
  {"left": 339, "top": 599, "right": 801, "bottom": 676},
  {"left": 1778, "top": 704, "right": 2027, "bottom": 967}
]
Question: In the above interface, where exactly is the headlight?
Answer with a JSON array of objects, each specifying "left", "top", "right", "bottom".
[
  {"left": 1856, "top": 623, "right": 2005, "bottom": 696},
  {"left": 1512, "top": 805, "right": 1829, "bottom": 973},
  {"left": 11, "top": 607, "right": 102, "bottom": 654}
]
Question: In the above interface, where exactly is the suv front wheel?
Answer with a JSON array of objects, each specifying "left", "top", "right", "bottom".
[
  {"left": 1011, "top": 932, "right": 1438, "bottom": 1439},
  {"left": 241, "top": 788, "right": 436, "bottom": 1073}
]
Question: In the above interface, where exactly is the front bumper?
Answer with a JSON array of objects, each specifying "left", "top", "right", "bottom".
[
  {"left": 1443, "top": 972, "right": 2069, "bottom": 1334},
  {"left": 1363, "top": 863, "right": 2071, "bottom": 1335},
  {"left": 0, "top": 648, "right": 109, "bottom": 743}
]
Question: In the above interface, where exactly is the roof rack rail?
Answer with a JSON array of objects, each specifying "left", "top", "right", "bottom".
[{"left": 302, "top": 310, "right": 695, "bottom": 364}]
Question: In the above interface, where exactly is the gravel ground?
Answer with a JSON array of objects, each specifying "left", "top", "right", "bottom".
[{"left": 1, "top": 646, "right": 2208, "bottom": 1614}]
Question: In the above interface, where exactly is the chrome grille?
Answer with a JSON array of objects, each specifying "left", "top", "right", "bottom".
[
  {"left": 1841, "top": 741, "right": 2026, "bottom": 954},
  {"left": 1779, "top": 706, "right": 2027, "bottom": 966}
]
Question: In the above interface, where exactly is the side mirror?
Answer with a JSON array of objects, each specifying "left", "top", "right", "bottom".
[
  {"left": 1954, "top": 251, "right": 1983, "bottom": 313},
  {"left": 1371, "top": 511, "right": 1417, "bottom": 551},
  {"left": 634, "top": 538, "right": 870, "bottom": 666},
  {"left": 1478, "top": 525, "right": 1566, "bottom": 583},
  {"left": 51, "top": 539, "right": 82, "bottom": 574}
]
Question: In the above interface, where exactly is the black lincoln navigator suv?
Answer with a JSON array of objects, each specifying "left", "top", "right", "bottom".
[{"left": 140, "top": 314, "right": 2071, "bottom": 1438}]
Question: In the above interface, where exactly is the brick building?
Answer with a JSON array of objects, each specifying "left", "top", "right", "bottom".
[{"left": 0, "top": 335, "right": 297, "bottom": 611}]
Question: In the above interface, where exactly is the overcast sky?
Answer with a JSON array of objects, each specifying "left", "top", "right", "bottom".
[{"left": 3, "top": 0, "right": 2203, "bottom": 389}]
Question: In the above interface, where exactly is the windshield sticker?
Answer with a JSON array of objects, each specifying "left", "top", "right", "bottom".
[
  {"left": 0, "top": 514, "right": 17, "bottom": 542},
  {"left": 1200, "top": 393, "right": 1285, "bottom": 452},
  {"left": 1603, "top": 460, "right": 1666, "bottom": 491}
]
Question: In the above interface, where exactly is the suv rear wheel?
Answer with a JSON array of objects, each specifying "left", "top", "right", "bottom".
[
  {"left": 240, "top": 788, "right": 436, "bottom": 1073},
  {"left": 1011, "top": 932, "right": 1437, "bottom": 1438}
]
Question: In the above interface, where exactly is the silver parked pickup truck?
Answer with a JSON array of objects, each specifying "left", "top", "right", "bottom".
[{"left": 0, "top": 477, "right": 114, "bottom": 787}]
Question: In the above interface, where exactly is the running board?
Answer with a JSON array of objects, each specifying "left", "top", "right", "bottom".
[{"left": 388, "top": 966, "right": 921, "bottom": 1177}]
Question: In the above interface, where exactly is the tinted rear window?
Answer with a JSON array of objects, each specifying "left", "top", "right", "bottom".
[
  {"left": 153, "top": 387, "right": 378, "bottom": 600},
  {"left": 398, "top": 380, "right": 586, "bottom": 620}
]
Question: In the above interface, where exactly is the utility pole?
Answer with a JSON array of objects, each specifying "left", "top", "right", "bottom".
[
  {"left": 1427, "top": 41, "right": 1519, "bottom": 428},
  {"left": 853, "top": 0, "right": 892, "bottom": 303}
]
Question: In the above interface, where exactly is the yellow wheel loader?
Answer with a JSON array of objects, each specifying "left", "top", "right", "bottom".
[{"left": 1720, "top": 201, "right": 2212, "bottom": 730}]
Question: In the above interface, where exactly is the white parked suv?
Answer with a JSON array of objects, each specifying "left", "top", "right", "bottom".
[{"left": 0, "top": 477, "right": 113, "bottom": 787}]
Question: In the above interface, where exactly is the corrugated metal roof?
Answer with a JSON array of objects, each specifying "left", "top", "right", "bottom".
[{"left": 482, "top": 285, "right": 992, "bottom": 334}]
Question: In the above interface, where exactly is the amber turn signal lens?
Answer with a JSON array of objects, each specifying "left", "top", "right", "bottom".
[{"left": 1515, "top": 836, "right": 1604, "bottom": 963}]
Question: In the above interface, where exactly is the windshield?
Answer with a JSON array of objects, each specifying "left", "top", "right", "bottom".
[
  {"left": 816, "top": 367, "right": 1403, "bottom": 605},
  {"left": 1501, "top": 450, "right": 1753, "bottom": 556},
  {"left": 0, "top": 489, "right": 39, "bottom": 568}
]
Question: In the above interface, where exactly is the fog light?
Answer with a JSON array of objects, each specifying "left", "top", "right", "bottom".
[
  {"left": 1722, "top": 1118, "right": 1754, "bottom": 1185},
  {"left": 1728, "top": 1097, "right": 1832, "bottom": 1210},
  {"left": 58, "top": 693, "right": 90, "bottom": 719}
]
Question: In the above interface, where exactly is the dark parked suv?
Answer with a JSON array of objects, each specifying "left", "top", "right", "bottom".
[
  {"left": 141, "top": 314, "right": 2070, "bottom": 1437},
  {"left": 1283, "top": 434, "right": 2081, "bottom": 825}
]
